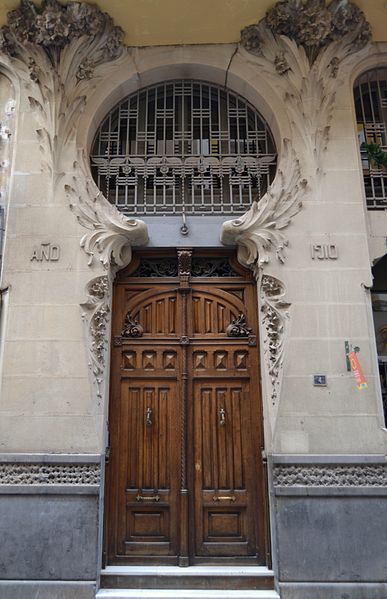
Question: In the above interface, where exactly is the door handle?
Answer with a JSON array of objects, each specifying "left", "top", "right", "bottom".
[
  {"left": 136, "top": 494, "right": 160, "bottom": 502},
  {"left": 219, "top": 407, "right": 226, "bottom": 426},
  {"left": 146, "top": 407, "right": 152, "bottom": 426}
]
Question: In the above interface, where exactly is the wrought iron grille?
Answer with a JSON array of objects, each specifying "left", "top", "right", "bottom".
[
  {"left": 354, "top": 68, "right": 387, "bottom": 210},
  {"left": 90, "top": 80, "right": 276, "bottom": 216},
  {"left": 131, "top": 256, "right": 239, "bottom": 278}
]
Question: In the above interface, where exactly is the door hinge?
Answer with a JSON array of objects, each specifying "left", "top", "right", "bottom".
[
  {"left": 261, "top": 449, "right": 267, "bottom": 464},
  {"left": 105, "top": 446, "right": 111, "bottom": 464}
]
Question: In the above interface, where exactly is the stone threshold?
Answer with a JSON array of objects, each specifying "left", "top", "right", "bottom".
[{"left": 101, "top": 566, "right": 274, "bottom": 577}]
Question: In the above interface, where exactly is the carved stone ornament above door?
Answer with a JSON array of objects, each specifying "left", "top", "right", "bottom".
[
  {"left": 239, "top": 0, "right": 372, "bottom": 189},
  {"left": 220, "top": 138, "right": 307, "bottom": 269},
  {"left": 0, "top": 0, "right": 149, "bottom": 272}
]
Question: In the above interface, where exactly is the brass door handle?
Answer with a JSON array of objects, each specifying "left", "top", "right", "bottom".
[
  {"left": 136, "top": 494, "right": 160, "bottom": 502},
  {"left": 146, "top": 407, "right": 152, "bottom": 426},
  {"left": 219, "top": 407, "right": 226, "bottom": 426},
  {"left": 212, "top": 495, "right": 236, "bottom": 502}
]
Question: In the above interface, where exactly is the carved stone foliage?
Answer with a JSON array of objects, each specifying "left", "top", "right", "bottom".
[
  {"left": 0, "top": 0, "right": 126, "bottom": 184},
  {"left": 0, "top": 462, "right": 100, "bottom": 485},
  {"left": 65, "top": 153, "right": 149, "bottom": 270},
  {"left": 81, "top": 275, "right": 110, "bottom": 401},
  {"left": 221, "top": 139, "right": 307, "bottom": 268},
  {"left": 65, "top": 153, "right": 148, "bottom": 401},
  {"left": 240, "top": 0, "right": 372, "bottom": 182},
  {"left": 273, "top": 464, "right": 387, "bottom": 487},
  {"left": 262, "top": 0, "right": 371, "bottom": 63},
  {"left": 260, "top": 275, "right": 290, "bottom": 406}
]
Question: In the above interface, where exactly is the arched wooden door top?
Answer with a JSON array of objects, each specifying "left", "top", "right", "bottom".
[{"left": 105, "top": 249, "right": 269, "bottom": 567}]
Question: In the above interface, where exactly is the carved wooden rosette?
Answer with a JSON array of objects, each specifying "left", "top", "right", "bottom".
[
  {"left": 226, "top": 313, "right": 257, "bottom": 346},
  {"left": 122, "top": 314, "right": 143, "bottom": 338}
]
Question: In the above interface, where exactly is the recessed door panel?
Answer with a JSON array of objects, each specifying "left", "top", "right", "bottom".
[{"left": 193, "top": 379, "right": 255, "bottom": 557}]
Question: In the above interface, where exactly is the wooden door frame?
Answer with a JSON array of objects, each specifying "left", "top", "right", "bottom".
[{"left": 103, "top": 248, "right": 272, "bottom": 568}]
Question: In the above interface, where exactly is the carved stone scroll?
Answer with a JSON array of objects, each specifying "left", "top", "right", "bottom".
[
  {"left": 65, "top": 154, "right": 149, "bottom": 270},
  {"left": 221, "top": 138, "right": 307, "bottom": 268}
]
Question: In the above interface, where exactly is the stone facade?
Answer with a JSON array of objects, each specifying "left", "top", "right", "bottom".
[{"left": 0, "top": 1, "right": 386, "bottom": 598}]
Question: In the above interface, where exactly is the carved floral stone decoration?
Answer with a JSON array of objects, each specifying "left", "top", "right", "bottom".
[
  {"left": 81, "top": 275, "right": 110, "bottom": 402},
  {"left": 260, "top": 274, "right": 291, "bottom": 407},
  {"left": 0, "top": 1, "right": 150, "bottom": 401},
  {"left": 0, "top": 0, "right": 149, "bottom": 272},
  {"left": 240, "top": 0, "right": 372, "bottom": 184},
  {"left": 221, "top": 138, "right": 307, "bottom": 268},
  {"left": 0, "top": 463, "right": 101, "bottom": 485},
  {"left": 0, "top": 0, "right": 126, "bottom": 183},
  {"left": 273, "top": 464, "right": 387, "bottom": 487}
]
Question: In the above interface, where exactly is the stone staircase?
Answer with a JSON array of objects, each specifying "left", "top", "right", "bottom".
[{"left": 96, "top": 566, "right": 280, "bottom": 599}]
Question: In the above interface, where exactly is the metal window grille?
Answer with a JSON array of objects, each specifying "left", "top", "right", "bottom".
[
  {"left": 90, "top": 80, "right": 277, "bottom": 216},
  {"left": 354, "top": 68, "right": 387, "bottom": 210}
]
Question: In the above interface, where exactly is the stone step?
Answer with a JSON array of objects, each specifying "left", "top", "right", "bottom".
[
  {"left": 100, "top": 566, "right": 275, "bottom": 591},
  {"left": 96, "top": 590, "right": 280, "bottom": 599}
]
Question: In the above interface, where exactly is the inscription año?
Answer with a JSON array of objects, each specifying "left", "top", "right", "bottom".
[{"left": 31, "top": 242, "right": 60, "bottom": 262}]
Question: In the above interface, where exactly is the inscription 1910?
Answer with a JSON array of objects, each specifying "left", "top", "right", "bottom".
[
  {"left": 30, "top": 242, "right": 60, "bottom": 262},
  {"left": 311, "top": 243, "right": 338, "bottom": 260}
]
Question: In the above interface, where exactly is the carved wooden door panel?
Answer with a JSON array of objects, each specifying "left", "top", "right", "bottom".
[
  {"left": 189, "top": 285, "right": 263, "bottom": 561},
  {"left": 107, "top": 285, "right": 183, "bottom": 564},
  {"left": 106, "top": 252, "right": 268, "bottom": 566}
]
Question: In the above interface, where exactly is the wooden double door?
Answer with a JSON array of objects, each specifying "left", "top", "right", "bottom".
[{"left": 105, "top": 251, "right": 269, "bottom": 566}]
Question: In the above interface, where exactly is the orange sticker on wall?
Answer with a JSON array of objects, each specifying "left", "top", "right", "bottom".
[{"left": 348, "top": 351, "right": 368, "bottom": 390}]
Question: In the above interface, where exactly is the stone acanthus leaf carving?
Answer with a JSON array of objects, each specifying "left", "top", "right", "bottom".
[
  {"left": 260, "top": 275, "right": 290, "bottom": 406},
  {"left": 0, "top": 462, "right": 101, "bottom": 485},
  {"left": 65, "top": 155, "right": 149, "bottom": 270},
  {"left": 273, "top": 464, "right": 387, "bottom": 487},
  {"left": 220, "top": 138, "right": 307, "bottom": 268},
  {"left": 240, "top": 0, "right": 372, "bottom": 181},
  {"left": 67, "top": 157, "right": 148, "bottom": 405},
  {"left": 0, "top": 0, "right": 127, "bottom": 184},
  {"left": 122, "top": 313, "right": 144, "bottom": 338},
  {"left": 81, "top": 275, "right": 110, "bottom": 401},
  {"left": 263, "top": 0, "right": 371, "bottom": 63}
]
